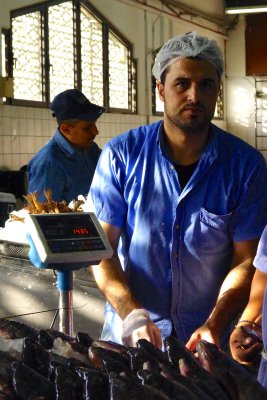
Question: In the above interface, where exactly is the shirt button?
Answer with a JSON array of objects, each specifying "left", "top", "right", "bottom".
[
  {"left": 175, "top": 253, "right": 178, "bottom": 258},
  {"left": 171, "top": 165, "right": 175, "bottom": 170},
  {"left": 161, "top": 222, "right": 165, "bottom": 226},
  {"left": 175, "top": 224, "right": 179, "bottom": 229}
]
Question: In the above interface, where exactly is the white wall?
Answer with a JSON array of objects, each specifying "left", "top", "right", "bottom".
[{"left": 0, "top": 0, "right": 227, "bottom": 170}]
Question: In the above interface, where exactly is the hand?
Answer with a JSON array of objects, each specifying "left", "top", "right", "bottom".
[
  {"left": 121, "top": 308, "right": 162, "bottom": 349},
  {"left": 186, "top": 323, "right": 219, "bottom": 352},
  {"left": 230, "top": 325, "right": 263, "bottom": 364}
]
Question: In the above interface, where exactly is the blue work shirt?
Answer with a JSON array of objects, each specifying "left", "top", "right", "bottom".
[
  {"left": 253, "top": 225, "right": 267, "bottom": 389},
  {"left": 28, "top": 128, "right": 101, "bottom": 203},
  {"left": 89, "top": 120, "right": 267, "bottom": 345}
]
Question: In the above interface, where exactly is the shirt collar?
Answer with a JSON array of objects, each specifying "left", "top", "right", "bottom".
[
  {"left": 157, "top": 121, "right": 219, "bottom": 164},
  {"left": 54, "top": 128, "right": 77, "bottom": 157}
]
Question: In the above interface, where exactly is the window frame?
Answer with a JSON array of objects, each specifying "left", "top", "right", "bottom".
[{"left": 7, "top": 0, "right": 137, "bottom": 113}]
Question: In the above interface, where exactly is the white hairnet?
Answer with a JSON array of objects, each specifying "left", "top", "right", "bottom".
[{"left": 152, "top": 31, "right": 224, "bottom": 81}]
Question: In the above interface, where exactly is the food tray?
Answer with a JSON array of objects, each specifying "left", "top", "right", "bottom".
[{"left": 0, "top": 240, "right": 30, "bottom": 259}]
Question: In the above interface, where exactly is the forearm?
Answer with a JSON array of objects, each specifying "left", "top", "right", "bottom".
[
  {"left": 237, "top": 269, "right": 267, "bottom": 325},
  {"left": 91, "top": 254, "right": 141, "bottom": 320},
  {"left": 206, "top": 261, "right": 255, "bottom": 339}
]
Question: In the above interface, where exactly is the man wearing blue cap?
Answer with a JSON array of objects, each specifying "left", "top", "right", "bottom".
[{"left": 27, "top": 89, "right": 105, "bottom": 203}]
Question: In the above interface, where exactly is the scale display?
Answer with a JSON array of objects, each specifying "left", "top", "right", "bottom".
[{"left": 25, "top": 212, "right": 113, "bottom": 264}]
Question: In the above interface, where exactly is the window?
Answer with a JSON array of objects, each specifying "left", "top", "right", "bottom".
[{"left": 9, "top": 0, "right": 137, "bottom": 112}]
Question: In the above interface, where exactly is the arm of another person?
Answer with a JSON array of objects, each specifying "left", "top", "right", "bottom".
[
  {"left": 229, "top": 268, "right": 266, "bottom": 364},
  {"left": 91, "top": 221, "right": 162, "bottom": 349},
  {"left": 186, "top": 238, "right": 259, "bottom": 351}
]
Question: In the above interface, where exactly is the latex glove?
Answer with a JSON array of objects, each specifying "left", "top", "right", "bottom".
[
  {"left": 122, "top": 308, "right": 162, "bottom": 349},
  {"left": 230, "top": 325, "right": 263, "bottom": 364}
]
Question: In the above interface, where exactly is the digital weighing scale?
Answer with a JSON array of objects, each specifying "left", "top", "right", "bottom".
[{"left": 25, "top": 212, "right": 113, "bottom": 336}]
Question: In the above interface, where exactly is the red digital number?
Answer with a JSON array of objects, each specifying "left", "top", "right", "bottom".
[{"left": 73, "top": 228, "right": 89, "bottom": 235}]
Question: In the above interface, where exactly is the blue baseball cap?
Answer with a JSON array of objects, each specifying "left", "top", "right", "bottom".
[{"left": 51, "top": 89, "right": 105, "bottom": 122}]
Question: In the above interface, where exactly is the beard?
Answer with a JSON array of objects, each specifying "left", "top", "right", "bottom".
[{"left": 165, "top": 104, "right": 214, "bottom": 133}]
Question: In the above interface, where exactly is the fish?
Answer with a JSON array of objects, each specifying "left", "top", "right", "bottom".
[
  {"left": 76, "top": 331, "right": 94, "bottom": 348},
  {"left": 164, "top": 335, "right": 198, "bottom": 370},
  {"left": 197, "top": 340, "right": 267, "bottom": 400},
  {"left": 127, "top": 347, "right": 159, "bottom": 374},
  {"left": 88, "top": 346, "right": 129, "bottom": 370},
  {"left": 0, "top": 351, "right": 17, "bottom": 398},
  {"left": 81, "top": 369, "right": 109, "bottom": 400},
  {"left": 54, "top": 364, "right": 83, "bottom": 400},
  {"left": 109, "top": 371, "right": 171, "bottom": 399},
  {"left": 21, "top": 337, "right": 50, "bottom": 377},
  {"left": 160, "top": 365, "right": 215, "bottom": 400},
  {"left": 12, "top": 361, "right": 54, "bottom": 400},
  {"left": 137, "top": 368, "right": 200, "bottom": 399},
  {"left": 91, "top": 339, "right": 129, "bottom": 355},
  {"left": 137, "top": 339, "right": 169, "bottom": 365},
  {"left": 0, "top": 319, "right": 38, "bottom": 341},
  {"left": 179, "top": 357, "right": 230, "bottom": 399}
]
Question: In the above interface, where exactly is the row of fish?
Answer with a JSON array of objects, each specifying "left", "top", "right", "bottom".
[{"left": 0, "top": 318, "right": 266, "bottom": 399}]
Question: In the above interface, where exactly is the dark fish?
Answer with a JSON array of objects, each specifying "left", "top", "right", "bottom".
[
  {"left": 137, "top": 339, "right": 169, "bottom": 365},
  {"left": 45, "top": 328, "right": 74, "bottom": 343},
  {"left": 12, "top": 361, "right": 54, "bottom": 400},
  {"left": 21, "top": 337, "right": 50, "bottom": 377},
  {"left": 197, "top": 340, "right": 267, "bottom": 400},
  {"left": 0, "top": 351, "right": 17, "bottom": 398},
  {"left": 88, "top": 346, "right": 129, "bottom": 370},
  {"left": 127, "top": 347, "right": 156, "bottom": 374},
  {"left": 76, "top": 331, "right": 94, "bottom": 348},
  {"left": 82, "top": 369, "right": 109, "bottom": 400},
  {"left": 164, "top": 335, "right": 197, "bottom": 370},
  {"left": 109, "top": 372, "right": 171, "bottom": 399},
  {"left": 160, "top": 366, "right": 215, "bottom": 400},
  {"left": 38, "top": 329, "right": 55, "bottom": 349},
  {"left": 137, "top": 369, "right": 199, "bottom": 400},
  {"left": 91, "top": 340, "right": 129, "bottom": 355},
  {"left": 54, "top": 364, "right": 83, "bottom": 400},
  {"left": 0, "top": 392, "right": 15, "bottom": 400},
  {"left": 0, "top": 319, "right": 38, "bottom": 341},
  {"left": 103, "top": 356, "right": 132, "bottom": 375}
]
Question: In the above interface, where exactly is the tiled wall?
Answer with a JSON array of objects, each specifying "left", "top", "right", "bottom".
[{"left": 0, "top": 104, "right": 154, "bottom": 171}]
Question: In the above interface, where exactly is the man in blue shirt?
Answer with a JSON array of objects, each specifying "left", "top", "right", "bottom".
[
  {"left": 28, "top": 89, "right": 105, "bottom": 203},
  {"left": 88, "top": 31, "right": 267, "bottom": 350}
]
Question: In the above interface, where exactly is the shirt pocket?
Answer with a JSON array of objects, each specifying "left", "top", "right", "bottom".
[{"left": 192, "top": 208, "right": 233, "bottom": 251}]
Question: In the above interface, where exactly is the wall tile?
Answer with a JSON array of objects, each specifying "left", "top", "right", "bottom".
[
  {"left": 11, "top": 154, "right": 21, "bottom": 170},
  {"left": 34, "top": 120, "right": 42, "bottom": 136},
  {"left": 11, "top": 136, "right": 20, "bottom": 153},
  {"left": 19, "top": 136, "right": 28, "bottom": 154},
  {"left": 3, "top": 136, "right": 12, "bottom": 153},
  {"left": 3, "top": 154, "right": 12, "bottom": 169},
  {"left": 2, "top": 117, "right": 11, "bottom": 135},
  {"left": 19, "top": 119, "right": 27, "bottom": 136},
  {"left": 11, "top": 118, "right": 19, "bottom": 136},
  {"left": 27, "top": 137, "right": 36, "bottom": 153},
  {"left": 26, "top": 119, "right": 35, "bottom": 135},
  {"left": 0, "top": 155, "right": 4, "bottom": 169}
]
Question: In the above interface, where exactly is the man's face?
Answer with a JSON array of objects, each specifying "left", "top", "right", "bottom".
[
  {"left": 60, "top": 120, "right": 99, "bottom": 148},
  {"left": 157, "top": 58, "right": 220, "bottom": 134}
]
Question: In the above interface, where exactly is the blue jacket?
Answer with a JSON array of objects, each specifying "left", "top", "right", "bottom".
[{"left": 28, "top": 128, "right": 101, "bottom": 203}]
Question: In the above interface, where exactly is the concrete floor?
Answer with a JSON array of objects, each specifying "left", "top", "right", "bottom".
[{"left": 0, "top": 255, "right": 105, "bottom": 340}]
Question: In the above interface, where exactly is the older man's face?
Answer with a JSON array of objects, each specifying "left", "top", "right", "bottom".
[{"left": 60, "top": 120, "right": 99, "bottom": 148}]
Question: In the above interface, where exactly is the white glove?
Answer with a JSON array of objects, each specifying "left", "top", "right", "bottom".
[{"left": 121, "top": 308, "right": 151, "bottom": 346}]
